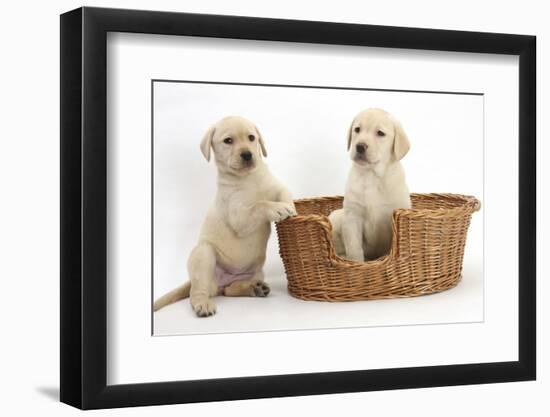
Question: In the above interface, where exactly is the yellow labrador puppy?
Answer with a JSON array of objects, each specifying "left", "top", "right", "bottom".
[
  {"left": 154, "top": 116, "right": 296, "bottom": 317},
  {"left": 329, "top": 109, "right": 411, "bottom": 261}
]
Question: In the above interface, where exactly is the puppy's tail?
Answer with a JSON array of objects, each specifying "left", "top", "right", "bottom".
[{"left": 153, "top": 281, "right": 191, "bottom": 312}]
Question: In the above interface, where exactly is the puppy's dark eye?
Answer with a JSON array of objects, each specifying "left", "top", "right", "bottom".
[
  {"left": 248, "top": 135, "right": 255, "bottom": 142},
  {"left": 354, "top": 127, "right": 360, "bottom": 133},
  {"left": 223, "top": 137, "right": 233, "bottom": 144},
  {"left": 377, "top": 130, "right": 385, "bottom": 137}
]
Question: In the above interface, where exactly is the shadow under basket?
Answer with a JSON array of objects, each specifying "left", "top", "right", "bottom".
[{"left": 275, "top": 193, "right": 481, "bottom": 302}]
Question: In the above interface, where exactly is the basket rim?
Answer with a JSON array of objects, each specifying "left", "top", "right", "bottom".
[
  {"left": 285, "top": 193, "right": 481, "bottom": 224},
  {"left": 277, "top": 192, "right": 481, "bottom": 269}
]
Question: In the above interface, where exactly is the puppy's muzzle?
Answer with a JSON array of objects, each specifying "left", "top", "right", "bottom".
[{"left": 240, "top": 151, "right": 253, "bottom": 162}]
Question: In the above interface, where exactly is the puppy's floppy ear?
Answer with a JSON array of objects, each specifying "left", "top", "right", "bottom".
[
  {"left": 393, "top": 119, "right": 410, "bottom": 161},
  {"left": 255, "top": 125, "right": 268, "bottom": 157},
  {"left": 200, "top": 126, "right": 215, "bottom": 162},
  {"left": 347, "top": 121, "right": 354, "bottom": 151}
]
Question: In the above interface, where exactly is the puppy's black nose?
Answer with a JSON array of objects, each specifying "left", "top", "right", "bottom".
[
  {"left": 240, "top": 151, "right": 253, "bottom": 161},
  {"left": 356, "top": 143, "right": 367, "bottom": 154}
]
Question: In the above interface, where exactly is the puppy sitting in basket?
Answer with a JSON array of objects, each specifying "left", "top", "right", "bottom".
[
  {"left": 154, "top": 116, "right": 296, "bottom": 317},
  {"left": 329, "top": 108, "right": 411, "bottom": 262}
]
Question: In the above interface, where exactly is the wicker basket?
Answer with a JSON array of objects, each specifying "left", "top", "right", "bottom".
[{"left": 275, "top": 193, "right": 481, "bottom": 301}]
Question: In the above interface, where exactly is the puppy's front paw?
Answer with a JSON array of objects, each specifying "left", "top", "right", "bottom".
[
  {"left": 252, "top": 281, "right": 270, "bottom": 297},
  {"left": 345, "top": 252, "right": 365, "bottom": 262},
  {"left": 265, "top": 202, "right": 297, "bottom": 222},
  {"left": 192, "top": 299, "right": 217, "bottom": 317}
]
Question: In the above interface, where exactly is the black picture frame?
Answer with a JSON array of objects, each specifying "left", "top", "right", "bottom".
[{"left": 60, "top": 6, "right": 536, "bottom": 410}]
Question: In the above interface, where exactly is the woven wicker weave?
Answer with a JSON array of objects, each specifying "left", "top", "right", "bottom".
[{"left": 275, "top": 193, "right": 481, "bottom": 301}]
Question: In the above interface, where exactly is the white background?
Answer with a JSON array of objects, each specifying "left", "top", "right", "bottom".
[
  {"left": 152, "top": 81, "right": 485, "bottom": 335},
  {"left": 108, "top": 32, "right": 515, "bottom": 385},
  {"left": 0, "top": 0, "right": 546, "bottom": 416}
]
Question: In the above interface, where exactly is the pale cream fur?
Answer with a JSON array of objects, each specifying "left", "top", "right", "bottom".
[
  {"left": 154, "top": 116, "right": 295, "bottom": 317},
  {"left": 329, "top": 109, "right": 411, "bottom": 261}
]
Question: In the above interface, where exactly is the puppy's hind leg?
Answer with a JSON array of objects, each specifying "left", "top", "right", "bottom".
[
  {"left": 188, "top": 243, "right": 219, "bottom": 317},
  {"left": 223, "top": 271, "right": 270, "bottom": 297}
]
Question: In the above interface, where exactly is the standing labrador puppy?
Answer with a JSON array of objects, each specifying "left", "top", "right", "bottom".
[
  {"left": 154, "top": 116, "right": 296, "bottom": 317},
  {"left": 329, "top": 109, "right": 411, "bottom": 261}
]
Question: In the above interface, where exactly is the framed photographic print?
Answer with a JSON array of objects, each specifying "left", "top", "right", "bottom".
[{"left": 60, "top": 6, "right": 536, "bottom": 409}]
